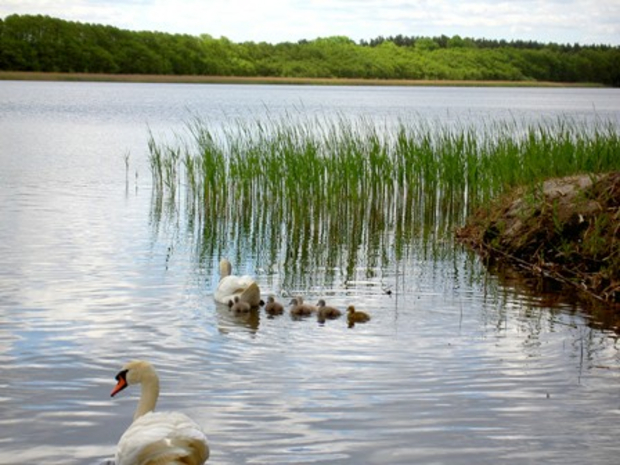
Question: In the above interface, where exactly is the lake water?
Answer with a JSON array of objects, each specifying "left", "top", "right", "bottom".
[{"left": 0, "top": 81, "right": 619, "bottom": 465}]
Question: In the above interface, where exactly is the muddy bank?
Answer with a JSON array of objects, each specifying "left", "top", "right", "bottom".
[{"left": 457, "top": 172, "right": 620, "bottom": 306}]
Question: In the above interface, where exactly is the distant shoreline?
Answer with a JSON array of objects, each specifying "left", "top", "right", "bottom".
[{"left": 0, "top": 71, "right": 604, "bottom": 88}]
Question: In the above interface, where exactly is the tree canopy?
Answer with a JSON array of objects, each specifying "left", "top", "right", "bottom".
[{"left": 1, "top": 14, "right": 618, "bottom": 86}]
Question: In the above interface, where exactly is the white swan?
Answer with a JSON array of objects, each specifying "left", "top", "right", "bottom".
[
  {"left": 110, "top": 360, "right": 210, "bottom": 465},
  {"left": 214, "top": 258, "right": 261, "bottom": 307}
]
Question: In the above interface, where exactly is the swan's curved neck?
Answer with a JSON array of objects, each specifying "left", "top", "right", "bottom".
[
  {"left": 219, "top": 259, "right": 232, "bottom": 279},
  {"left": 134, "top": 374, "right": 159, "bottom": 420}
]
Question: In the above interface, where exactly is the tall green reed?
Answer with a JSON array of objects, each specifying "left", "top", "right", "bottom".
[{"left": 148, "top": 115, "right": 620, "bottom": 285}]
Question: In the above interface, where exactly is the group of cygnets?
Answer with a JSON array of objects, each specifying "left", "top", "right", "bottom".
[
  {"left": 216, "top": 258, "right": 371, "bottom": 327},
  {"left": 229, "top": 293, "right": 370, "bottom": 327}
]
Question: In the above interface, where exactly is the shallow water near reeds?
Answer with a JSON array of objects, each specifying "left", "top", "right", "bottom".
[{"left": 1, "top": 81, "right": 620, "bottom": 465}]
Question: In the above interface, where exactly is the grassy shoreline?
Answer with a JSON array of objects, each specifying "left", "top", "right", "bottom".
[{"left": 0, "top": 71, "right": 605, "bottom": 87}]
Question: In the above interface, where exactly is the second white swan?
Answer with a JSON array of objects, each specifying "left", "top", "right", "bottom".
[{"left": 214, "top": 258, "right": 262, "bottom": 307}]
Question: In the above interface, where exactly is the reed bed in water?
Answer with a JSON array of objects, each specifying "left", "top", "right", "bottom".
[
  {"left": 150, "top": 116, "right": 619, "bottom": 210},
  {"left": 148, "top": 116, "right": 620, "bottom": 284}
]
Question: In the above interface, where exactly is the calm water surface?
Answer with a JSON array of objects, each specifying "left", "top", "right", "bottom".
[{"left": 0, "top": 81, "right": 619, "bottom": 465}]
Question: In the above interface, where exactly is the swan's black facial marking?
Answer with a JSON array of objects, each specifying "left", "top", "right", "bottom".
[{"left": 111, "top": 369, "right": 129, "bottom": 397}]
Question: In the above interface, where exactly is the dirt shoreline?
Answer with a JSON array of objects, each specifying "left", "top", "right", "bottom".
[
  {"left": 457, "top": 172, "right": 620, "bottom": 308},
  {"left": 0, "top": 71, "right": 604, "bottom": 87}
]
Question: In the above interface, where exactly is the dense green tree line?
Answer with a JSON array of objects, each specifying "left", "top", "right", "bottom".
[{"left": 1, "top": 14, "right": 619, "bottom": 85}]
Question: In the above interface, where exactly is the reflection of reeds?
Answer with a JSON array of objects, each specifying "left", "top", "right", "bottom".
[{"left": 148, "top": 116, "right": 620, "bottom": 286}]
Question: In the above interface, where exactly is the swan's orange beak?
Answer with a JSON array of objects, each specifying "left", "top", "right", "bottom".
[
  {"left": 111, "top": 377, "right": 127, "bottom": 397},
  {"left": 111, "top": 370, "right": 128, "bottom": 397}
]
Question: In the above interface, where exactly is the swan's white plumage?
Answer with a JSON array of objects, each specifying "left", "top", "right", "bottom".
[
  {"left": 214, "top": 258, "right": 261, "bottom": 307},
  {"left": 115, "top": 411, "right": 209, "bottom": 465},
  {"left": 111, "top": 360, "right": 209, "bottom": 465}
]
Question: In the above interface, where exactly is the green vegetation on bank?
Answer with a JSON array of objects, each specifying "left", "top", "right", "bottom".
[{"left": 1, "top": 14, "right": 619, "bottom": 86}]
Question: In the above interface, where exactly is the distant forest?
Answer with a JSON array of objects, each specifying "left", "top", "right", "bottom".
[{"left": 1, "top": 14, "right": 619, "bottom": 86}]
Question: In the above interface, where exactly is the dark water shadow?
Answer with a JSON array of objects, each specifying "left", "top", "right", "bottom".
[{"left": 487, "top": 261, "right": 620, "bottom": 334}]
